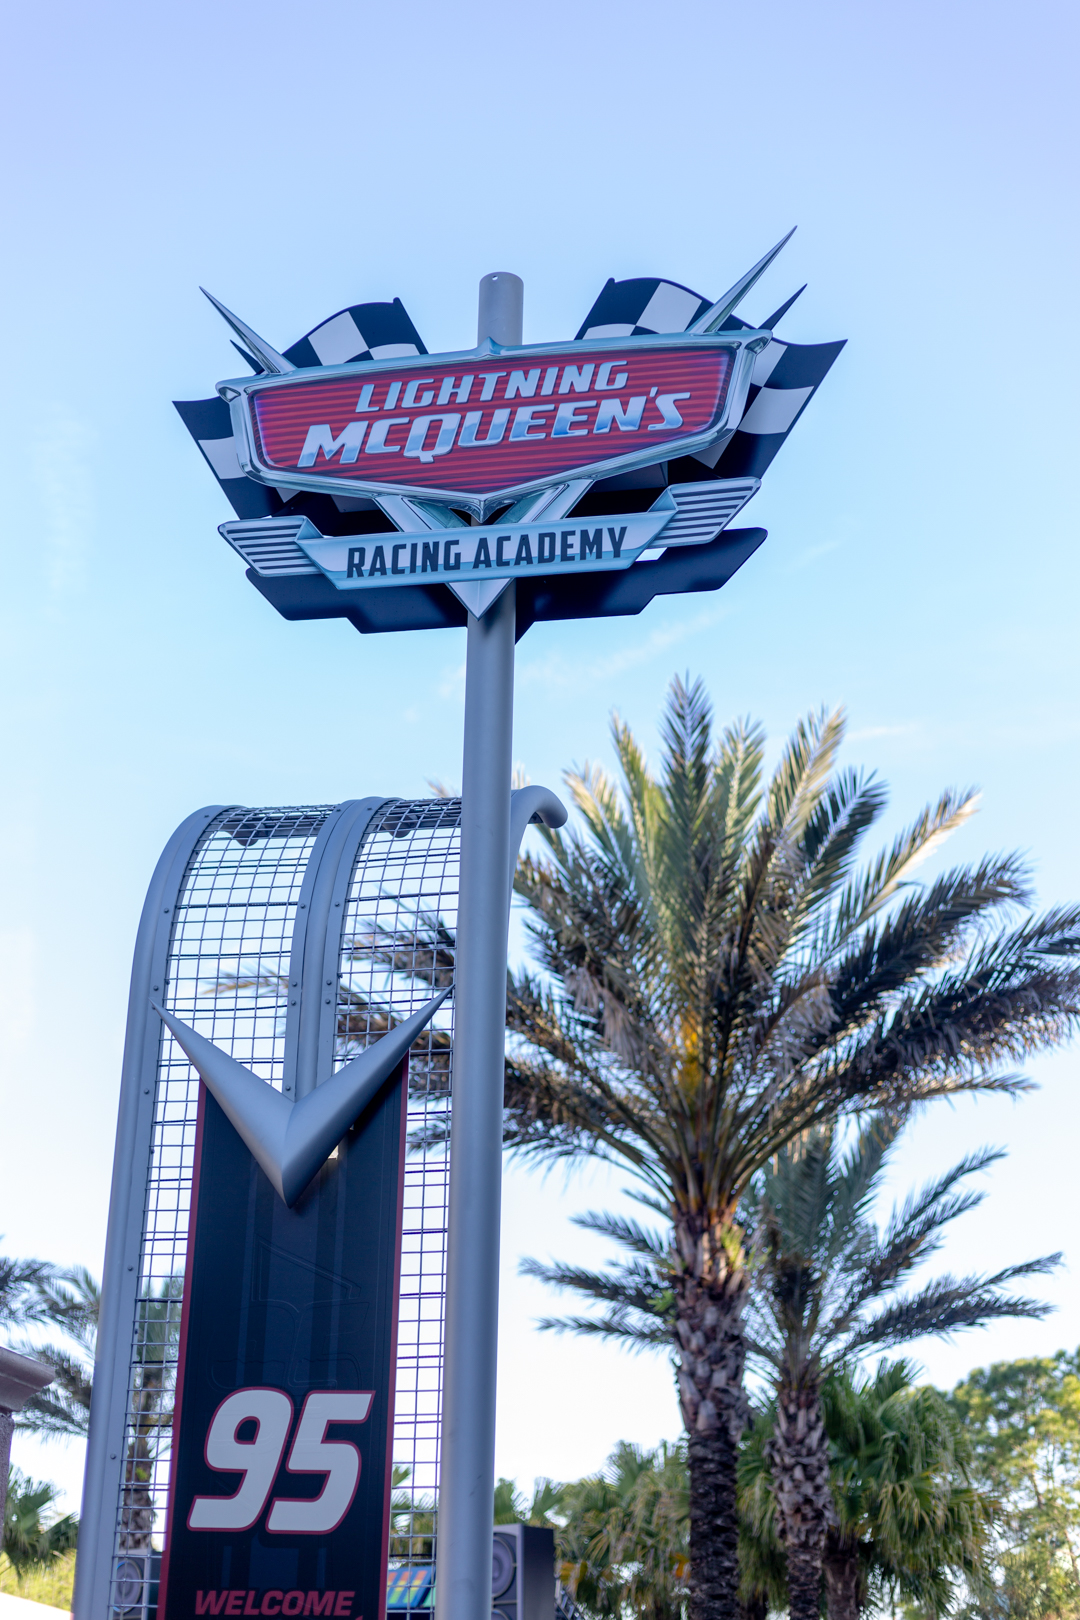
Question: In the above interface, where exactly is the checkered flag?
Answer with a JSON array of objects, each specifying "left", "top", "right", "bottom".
[
  {"left": 576, "top": 274, "right": 843, "bottom": 481},
  {"left": 283, "top": 298, "right": 426, "bottom": 368},
  {"left": 707, "top": 334, "right": 845, "bottom": 479},
  {"left": 175, "top": 299, "right": 427, "bottom": 519},
  {"left": 575, "top": 277, "right": 712, "bottom": 339}
]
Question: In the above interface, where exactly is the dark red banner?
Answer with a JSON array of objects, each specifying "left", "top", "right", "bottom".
[{"left": 246, "top": 344, "right": 734, "bottom": 495}]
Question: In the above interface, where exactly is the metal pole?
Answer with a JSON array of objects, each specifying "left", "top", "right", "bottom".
[
  {"left": 0, "top": 1408, "right": 13, "bottom": 1545},
  {"left": 0, "top": 1345, "right": 55, "bottom": 1554},
  {"left": 436, "top": 272, "right": 523, "bottom": 1620}
]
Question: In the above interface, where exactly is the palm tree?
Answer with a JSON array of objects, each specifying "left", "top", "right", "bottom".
[
  {"left": 739, "top": 1362, "right": 994, "bottom": 1620},
  {"left": 557, "top": 1441, "right": 689, "bottom": 1620},
  {"left": 507, "top": 676, "right": 1080, "bottom": 1620},
  {"left": 0, "top": 1249, "right": 53, "bottom": 1330},
  {"left": 527, "top": 1122, "right": 1049, "bottom": 1620},
  {"left": 736, "top": 1118, "right": 1053, "bottom": 1620},
  {"left": 494, "top": 1476, "right": 566, "bottom": 1526},
  {"left": 2, "top": 1468, "right": 78, "bottom": 1574},
  {"left": 15, "top": 1268, "right": 99, "bottom": 1440}
]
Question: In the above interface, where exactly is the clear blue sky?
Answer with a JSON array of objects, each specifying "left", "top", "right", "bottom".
[{"left": 1, "top": 0, "right": 1077, "bottom": 1511}]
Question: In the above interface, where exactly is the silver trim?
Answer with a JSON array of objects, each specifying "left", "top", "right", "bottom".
[
  {"left": 687, "top": 229, "right": 796, "bottom": 334},
  {"left": 74, "top": 805, "right": 231, "bottom": 1620},
  {"left": 652, "top": 478, "right": 761, "bottom": 546},
  {"left": 220, "top": 330, "right": 767, "bottom": 522},
  {"left": 220, "top": 517, "right": 322, "bottom": 577},
  {"left": 201, "top": 288, "right": 296, "bottom": 374},
  {"left": 152, "top": 990, "right": 450, "bottom": 1207}
]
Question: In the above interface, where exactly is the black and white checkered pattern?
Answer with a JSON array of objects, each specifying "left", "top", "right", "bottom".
[
  {"left": 174, "top": 395, "right": 283, "bottom": 520},
  {"left": 576, "top": 274, "right": 843, "bottom": 481},
  {"left": 179, "top": 283, "right": 842, "bottom": 524},
  {"left": 175, "top": 299, "right": 427, "bottom": 519},
  {"left": 575, "top": 277, "right": 712, "bottom": 339},
  {"left": 284, "top": 298, "right": 426, "bottom": 369},
  {"left": 705, "top": 334, "right": 845, "bottom": 479}
]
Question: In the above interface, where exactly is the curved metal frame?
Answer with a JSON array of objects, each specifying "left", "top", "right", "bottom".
[
  {"left": 76, "top": 805, "right": 230, "bottom": 1620},
  {"left": 76, "top": 800, "right": 394, "bottom": 1620},
  {"left": 76, "top": 786, "right": 559, "bottom": 1620}
]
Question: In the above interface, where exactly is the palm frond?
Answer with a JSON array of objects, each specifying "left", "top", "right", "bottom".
[
  {"left": 846, "top": 1257, "right": 1060, "bottom": 1355},
  {"left": 828, "top": 789, "right": 988, "bottom": 942},
  {"left": 570, "top": 1209, "right": 672, "bottom": 1259}
]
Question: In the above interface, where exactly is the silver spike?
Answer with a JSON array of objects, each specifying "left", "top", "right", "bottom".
[
  {"left": 152, "top": 988, "right": 449, "bottom": 1206},
  {"left": 200, "top": 287, "right": 296, "bottom": 374},
  {"left": 688, "top": 229, "right": 797, "bottom": 335}
]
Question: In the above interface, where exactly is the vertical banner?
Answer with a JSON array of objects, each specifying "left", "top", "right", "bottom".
[{"left": 160, "top": 1064, "right": 407, "bottom": 1620}]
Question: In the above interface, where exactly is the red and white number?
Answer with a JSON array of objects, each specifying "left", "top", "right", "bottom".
[
  {"left": 188, "top": 1389, "right": 294, "bottom": 1531},
  {"left": 188, "top": 1387, "right": 374, "bottom": 1535},
  {"left": 266, "top": 1392, "right": 374, "bottom": 1534}
]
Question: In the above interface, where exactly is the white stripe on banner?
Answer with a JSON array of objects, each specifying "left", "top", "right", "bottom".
[
  {"left": 637, "top": 283, "right": 703, "bottom": 334},
  {"left": 751, "top": 341, "right": 787, "bottom": 386},
  {"left": 308, "top": 311, "right": 366, "bottom": 365},
  {"left": 738, "top": 384, "right": 812, "bottom": 436},
  {"left": 199, "top": 435, "right": 243, "bottom": 480},
  {"left": 583, "top": 322, "right": 635, "bottom": 338},
  {"left": 369, "top": 342, "right": 421, "bottom": 359}
]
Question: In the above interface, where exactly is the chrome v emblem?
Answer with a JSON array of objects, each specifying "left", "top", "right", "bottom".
[{"left": 151, "top": 990, "right": 449, "bottom": 1206}]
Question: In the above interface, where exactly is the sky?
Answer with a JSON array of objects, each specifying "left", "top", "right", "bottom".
[{"left": 1, "top": 0, "right": 1078, "bottom": 1516}]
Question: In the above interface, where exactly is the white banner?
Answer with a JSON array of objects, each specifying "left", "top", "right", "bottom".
[{"left": 297, "top": 510, "right": 674, "bottom": 591}]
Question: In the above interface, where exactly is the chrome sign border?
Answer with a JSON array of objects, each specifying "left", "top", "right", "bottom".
[{"left": 219, "top": 331, "right": 768, "bottom": 521}]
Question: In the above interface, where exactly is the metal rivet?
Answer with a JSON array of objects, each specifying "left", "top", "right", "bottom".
[
  {"left": 144, "top": 1088, "right": 150, "bottom": 1095},
  {"left": 300, "top": 903, "right": 306, "bottom": 908},
  {"left": 325, "top": 998, "right": 331, "bottom": 1005},
  {"left": 127, "top": 1265, "right": 134, "bottom": 1271},
  {"left": 326, "top": 980, "right": 332, "bottom": 986},
  {"left": 110, "top": 1453, "right": 117, "bottom": 1460},
  {"left": 290, "top": 999, "right": 297, "bottom": 1005}
]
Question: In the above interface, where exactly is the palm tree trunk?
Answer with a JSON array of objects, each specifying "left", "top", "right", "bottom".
[
  {"left": 766, "top": 1382, "right": 833, "bottom": 1620},
  {"left": 673, "top": 1248, "right": 748, "bottom": 1620},
  {"left": 822, "top": 1537, "right": 863, "bottom": 1620}
]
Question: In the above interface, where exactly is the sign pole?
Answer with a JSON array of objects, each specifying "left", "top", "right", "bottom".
[{"left": 436, "top": 273, "right": 523, "bottom": 1620}]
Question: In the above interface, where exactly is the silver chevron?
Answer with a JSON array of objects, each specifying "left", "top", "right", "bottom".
[
  {"left": 688, "top": 229, "right": 797, "bottom": 335},
  {"left": 200, "top": 288, "right": 296, "bottom": 375},
  {"left": 152, "top": 989, "right": 450, "bottom": 1205}
]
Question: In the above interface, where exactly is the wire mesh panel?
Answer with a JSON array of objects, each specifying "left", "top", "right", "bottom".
[
  {"left": 335, "top": 799, "right": 461, "bottom": 1593},
  {"left": 109, "top": 806, "right": 331, "bottom": 1617},
  {"left": 107, "top": 798, "right": 458, "bottom": 1620}
]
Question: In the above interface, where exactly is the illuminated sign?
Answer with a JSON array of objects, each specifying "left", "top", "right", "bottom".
[
  {"left": 176, "top": 251, "right": 844, "bottom": 630},
  {"left": 223, "top": 339, "right": 751, "bottom": 513}
]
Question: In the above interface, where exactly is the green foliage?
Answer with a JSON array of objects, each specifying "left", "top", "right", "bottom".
[
  {"left": 508, "top": 678, "right": 1080, "bottom": 1222},
  {"left": 556, "top": 1442, "right": 689, "bottom": 1620},
  {"left": 389, "top": 1466, "right": 435, "bottom": 1563},
  {"left": 511, "top": 677, "right": 1080, "bottom": 1612},
  {"left": 949, "top": 1351, "right": 1080, "bottom": 1619},
  {"left": 2, "top": 1469, "right": 78, "bottom": 1576},
  {"left": 742, "top": 1114, "right": 1056, "bottom": 1381},
  {"left": 0, "top": 1247, "right": 53, "bottom": 1328},
  {"left": 739, "top": 1362, "right": 993, "bottom": 1617},
  {"left": 0, "top": 1547, "right": 78, "bottom": 1610},
  {"left": 15, "top": 1265, "right": 100, "bottom": 1440},
  {"left": 493, "top": 1476, "right": 566, "bottom": 1527}
]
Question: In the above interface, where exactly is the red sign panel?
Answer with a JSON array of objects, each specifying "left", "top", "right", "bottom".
[{"left": 244, "top": 344, "right": 734, "bottom": 496}]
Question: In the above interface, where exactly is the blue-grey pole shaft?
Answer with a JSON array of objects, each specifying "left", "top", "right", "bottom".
[{"left": 436, "top": 273, "right": 523, "bottom": 1620}]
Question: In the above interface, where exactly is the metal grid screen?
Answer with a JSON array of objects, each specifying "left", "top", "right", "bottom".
[
  {"left": 110, "top": 799, "right": 459, "bottom": 1614},
  {"left": 335, "top": 799, "right": 460, "bottom": 1582}
]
